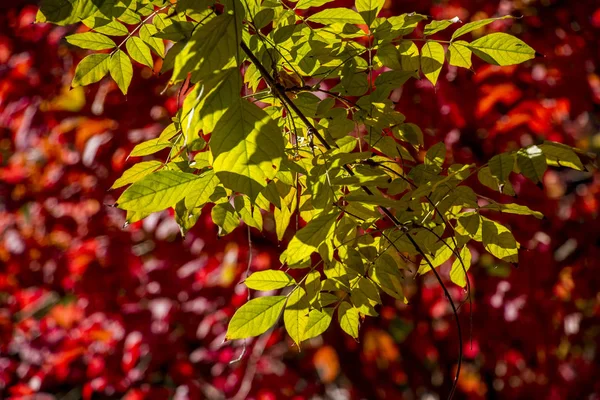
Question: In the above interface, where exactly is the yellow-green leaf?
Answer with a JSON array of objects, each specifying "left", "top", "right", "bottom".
[
  {"left": 467, "top": 32, "right": 536, "bottom": 66},
  {"left": 308, "top": 8, "right": 364, "bottom": 25},
  {"left": 65, "top": 32, "right": 115, "bottom": 50},
  {"left": 423, "top": 17, "right": 459, "bottom": 36},
  {"left": 126, "top": 36, "right": 154, "bottom": 69},
  {"left": 338, "top": 301, "right": 360, "bottom": 339},
  {"left": 72, "top": 53, "right": 110, "bottom": 88},
  {"left": 539, "top": 142, "right": 584, "bottom": 171},
  {"left": 451, "top": 16, "right": 515, "bottom": 40},
  {"left": 516, "top": 145, "right": 547, "bottom": 184},
  {"left": 173, "top": 12, "right": 239, "bottom": 83},
  {"left": 184, "top": 170, "right": 220, "bottom": 209},
  {"left": 129, "top": 138, "right": 171, "bottom": 157},
  {"left": 447, "top": 40, "right": 472, "bottom": 69},
  {"left": 425, "top": 142, "right": 446, "bottom": 170},
  {"left": 295, "top": 0, "right": 334, "bottom": 10},
  {"left": 117, "top": 170, "right": 199, "bottom": 212},
  {"left": 111, "top": 160, "right": 162, "bottom": 189},
  {"left": 350, "top": 277, "right": 381, "bottom": 316},
  {"left": 449, "top": 246, "right": 472, "bottom": 287},
  {"left": 283, "top": 211, "right": 339, "bottom": 265},
  {"left": 302, "top": 308, "right": 334, "bottom": 340},
  {"left": 284, "top": 288, "right": 309, "bottom": 347},
  {"left": 481, "top": 217, "right": 519, "bottom": 263},
  {"left": 245, "top": 270, "right": 295, "bottom": 291},
  {"left": 488, "top": 152, "right": 515, "bottom": 183},
  {"left": 370, "top": 254, "right": 405, "bottom": 300},
  {"left": 226, "top": 296, "right": 287, "bottom": 340},
  {"left": 211, "top": 202, "right": 240, "bottom": 236},
  {"left": 421, "top": 41, "right": 444, "bottom": 86},
  {"left": 480, "top": 203, "right": 543, "bottom": 219},
  {"left": 210, "top": 100, "right": 284, "bottom": 201},
  {"left": 355, "top": 0, "right": 385, "bottom": 26},
  {"left": 398, "top": 40, "right": 420, "bottom": 74},
  {"left": 109, "top": 49, "right": 133, "bottom": 95},
  {"left": 139, "top": 23, "right": 165, "bottom": 57}
]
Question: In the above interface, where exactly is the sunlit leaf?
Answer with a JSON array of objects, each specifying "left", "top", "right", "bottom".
[
  {"left": 111, "top": 161, "right": 162, "bottom": 189},
  {"left": 109, "top": 49, "right": 133, "bottom": 95},
  {"left": 226, "top": 296, "right": 287, "bottom": 340},
  {"left": 126, "top": 36, "right": 154, "bottom": 69},
  {"left": 245, "top": 270, "right": 295, "bottom": 290},
  {"left": 284, "top": 287, "right": 310, "bottom": 347},
  {"left": 338, "top": 301, "right": 360, "bottom": 339},
  {"left": 72, "top": 53, "right": 110, "bottom": 88},
  {"left": 468, "top": 33, "right": 536, "bottom": 66},
  {"left": 421, "top": 41, "right": 444, "bottom": 86},
  {"left": 449, "top": 246, "right": 471, "bottom": 287},
  {"left": 308, "top": 8, "right": 364, "bottom": 25},
  {"left": 452, "top": 16, "right": 515, "bottom": 40},
  {"left": 211, "top": 100, "right": 284, "bottom": 201},
  {"left": 117, "top": 170, "right": 199, "bottom": 212},
  {"left": 65, "top": 32, "right": 115, "bottom": 50}
]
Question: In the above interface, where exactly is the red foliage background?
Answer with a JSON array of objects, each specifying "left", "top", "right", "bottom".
[{"left": 1, "top": 0, "right": 599, "bottom": 399}]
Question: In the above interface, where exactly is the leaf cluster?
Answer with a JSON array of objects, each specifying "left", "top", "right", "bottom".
[{"left": 38, "top": 0, "right": 594, "bottom": 347}]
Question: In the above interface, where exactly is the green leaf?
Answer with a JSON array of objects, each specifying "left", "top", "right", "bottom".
[
  {"left": 398, "top": 40, "right": 420, "bottom": 74},
  {"left": 226, "top": 296, "right": 287, "bottom": 340},
  {"left": 418, "top": 238, "right": 454, "bottom": 274},
  {"left": 245, "top": 270, "right": 295, "bottom": 290},
  {"left": 478, "top": 166, "right": 516, "bottom": 196},
  {"left": 386, "top": 13, "right": 427, "bottom": 36},
  {"left": 482, "top": 217, "right": 519, "bottom": 263},
  {"left": 283, "top": 211, "right": 339, "bottom": 266},
  {"left": 423, "top": 17, "right": 459, "bottom": 36},
  {"left": 174, "top": 200, "right": 201, "bottom": 236},
  {"left": 109, "top": 49, "right": 133, "bottom": 95},
  {"left": 72, "top": 53, "right": 110, "bottom": 88},
  {"left": 539, "top": 142, "right": 585, "bottom": 171},
  {"left": 116, "top": 170, "right": 199, "bottom": 212},
  {"left": 37, "top": 0, "right": 103, "bottom": 25},
  {"left": 184, "top": 170, "right": 220, "bottom": 209},
  {"left": 210, "top": 100, "right": 284, "bottom": 201},
  {"left": 284, "top": 288, "right": 310, "bottom": 347},
  {"left": 516, "top": 145, "right": 547, "bottom": 184},
  {"left": 447, "top": 41, "right": 472, "bottom": 69},
  {"left": 350, "top": 277, "right": 381, "bottom": 316},
  {"left": 181, "top": 68, "right": 241, "bottom": 142},
  {"left": 65, "top": 32, "right": 115, "bottom": 50},
  {"left": 488, "top": 152, "right": 515, "bottom": 183},
  {"left": 302, "top": 308, "right": 333, "bottom": 340},
  {"left": 355, "top": 0, "right": 385, "bottom": 26},
  {"left": 211, "top": 202, "right": 240, "bottom": 236},
  {"left": 139, "top": 24, "right": 165, "bottom": 57},
  {"left": 467, "top": 33, "right": 536, "bottom": 66},
  {"left": 295, "top": 0, "right": 334, "bottom": 9},
  {"left": 449, "top": 246, "right": 472, "bottom": 287},
  {"left": 304, "top": 270, "right": 321, "bottom": 306},
  {"left": 308, "top": 8, "right": 364, "bottom": 25},
  {"left": 126, "top": 36, "right": 154, "bottom": 69},
  {"left": 234, "top": 196, "right": 263, "bottom": 230},
  {"left": 425, "top": 142, "right": 446, "bottom": 170},
  {"left": 129, "top": 138, "right": 171, "bottom": 157},
  {"left": 172, "top": 12, "right": 240, "bottom": 83},
  {"left": 480, "top": 203, "right": 543, "bottom": 219},
  {"left": 84, "top": 17, "right": 128, "bottom": 36},
  {"left": 338, "top": 301, "right": 360, "bottom": 339},
  {"left": 421, "top": 41, "right": 444, "bottom": 86},
  {"left": 111, "top": 161, "right": 162, "bottom": 189},
  {"left": 451, "top": 16, "right": 514, "bottom": 40},
  {"left": 370, "top": 254, "right": 405, "bottom": 300}
]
